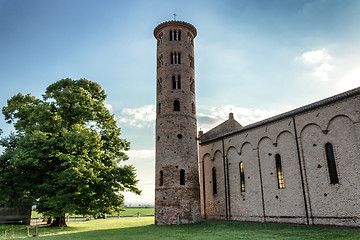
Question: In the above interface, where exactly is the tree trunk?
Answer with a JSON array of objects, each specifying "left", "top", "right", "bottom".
[{"left": 51, "top": 215, "right": 67, "bottom": 227}]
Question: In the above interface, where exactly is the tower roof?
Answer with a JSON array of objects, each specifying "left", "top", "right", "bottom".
[{"left": 154, "top": 20, "right": 197, "bottom": 38}]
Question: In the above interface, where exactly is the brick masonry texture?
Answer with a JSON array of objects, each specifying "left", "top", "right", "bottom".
[
  {"left": 154, "top": 21, "right": 201, "bottom": 225},
  {"left": 199, "top": 89, "right": 360, "bottom": 227}
]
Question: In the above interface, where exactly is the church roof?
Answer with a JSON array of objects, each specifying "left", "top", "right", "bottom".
[
  {"left": 199, "top": 113, "right": 243, "bottom": 142},
  {"left": 199, "top": 86, "right": 360, "bottom": 144}
]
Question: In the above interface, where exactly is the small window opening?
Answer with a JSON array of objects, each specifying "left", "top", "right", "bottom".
[
  {"left": 192, "top": 102, "right": 195, "bottom": 114},
  {"left": 159, "top": 170, "right": 163, "bottom": 186},
  {"left": 172, "top": 75, "right": 181, "bottom": 89},
  {"left": 170, "top": 30, "right": 173, "bottom": 41},
  {"left": 325, "top": 143, "right": 339, "bottom": 184},
  {"left": 174, "top": 100, "right": 180, "bottom": 111},
  {"left": 180, "top": 169, "right": 185, "bottom": 185},
  {"left": 240, "top": 162, "right": 245, "bottom": 192},
  {"left": 157, "top": 55, "right": 163, "bottom": 68},
  {"left": 158, "top": 78, "right": 162, "bottom": 92},
  {"left": 275, "top": 154, "right": 284, "bottom": 189},
  {"left": 158, "top": 103, "right": 161, "bottom": 114},
  {"left": 170, "top": 52, "right": 181, "bottom": 64},
  {"left": 190, "top": 78, "right": 195, "bottom": 93},
  {"left": 177, "top": 134, "right": 182, "bottom": 139},
  {"left": 189, "top": 55, "right": 194, "bottom": 69},
  {"left": 212, "top": 167, "right": 217, "bottom": 195}
]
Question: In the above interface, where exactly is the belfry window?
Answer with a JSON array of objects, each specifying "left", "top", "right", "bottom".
[
  {"left": 212, "top": 167, "right": 217, "bottom": 195},
  {"left": 240, "top": 162, "right": 245, "bottom": 192},
  {"left": 170, "top": 30, "right": 181, "bottom": 41},
  {"left": 159, "top": 170, "right": 163, "bottom": 186},
  {"left": 325, "top": 143, "right": 339, "bottom": 184},
  {"left": 275, "top": 154, "right": 284, "bottom": 189},
  {"left": 180, "top": 169, "right": 185, "bottom": 185},
  {"left": 170, "top": 52, "right": 181, "bottom": 64},
  {"left": 172, "top": 75, "right": 181, "bottom": 89},
  {"left": 174, "top": 100, "right": 180, "bottom": 111}
]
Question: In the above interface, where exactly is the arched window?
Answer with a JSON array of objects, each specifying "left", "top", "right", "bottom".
[
  {"left": 212, "top": 167, "right": 217, "bottom": 195},
  {"left": 240, "top": 162, "right": 245, "bottom": 192},
  {"left": 169, "top": 30, "right": 173, "bottom": 41},
  {"left": 159, "top": 170, "right": 163, "bottom": 186},
  {"left": 325, "top": 143, "right": 339, "bottom": 184},
  {"left": 174, "top": 100, "right": 180, "bottom": 111},
  {"left": 180, "top": 169, "right": 185, "bottom": 185},
  {"left": 275, "top": 154, "right": 284, "bottom": 189},
  {"left": 170, "top": 52, "right": 181, "bottom": 64}
]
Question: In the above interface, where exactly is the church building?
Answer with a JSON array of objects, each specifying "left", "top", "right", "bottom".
[{"left": 154, "top": 20, "right": 360, "bottom": 227}]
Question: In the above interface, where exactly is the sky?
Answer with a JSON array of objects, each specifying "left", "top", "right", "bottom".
[{"left": 0, "top": 0, "right": 359, "bottom": 205}]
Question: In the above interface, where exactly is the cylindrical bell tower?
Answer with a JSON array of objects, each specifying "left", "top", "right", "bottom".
[{"left": 154, "top": 20, "right": 201, "bottom": 225}]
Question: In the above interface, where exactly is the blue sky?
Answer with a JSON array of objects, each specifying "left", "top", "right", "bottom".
[{"left": 1, "top": 0, "right": 359, "bottom": 204}]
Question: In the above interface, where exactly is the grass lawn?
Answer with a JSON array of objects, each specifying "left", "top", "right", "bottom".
[
  {"left": 31, "top": 207, "right": 154, "bottom": 219},
  {"left": 1, "top": 217, "right": 359, "bottom": 239}
]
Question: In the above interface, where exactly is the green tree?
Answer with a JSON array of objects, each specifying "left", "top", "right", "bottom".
[{"left": 0, "top": 78, "right": 140, "bottom": 227}]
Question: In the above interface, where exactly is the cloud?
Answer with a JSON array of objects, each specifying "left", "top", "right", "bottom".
[
  {"left": 118, "top": 105, "right": 155, "bottom": 128},
  {"left": 301, "top": 48, "right": 333, "bottom": 81},
  {"left": 197, "top": 105, "right": 280, "bottom": 132},
  {"left": 301, "top": 48, "right": 331, "bottom": 64},
  {"left": 336, "top": 66, "right": 360, "bottom": 93}
]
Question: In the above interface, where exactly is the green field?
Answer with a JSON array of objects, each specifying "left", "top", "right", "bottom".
[
  {"left": 1, "top": 217, "right": 360, "bottom": 240},
  {"left": 31, "top": 207, "right": 154, "bottom": 219}
]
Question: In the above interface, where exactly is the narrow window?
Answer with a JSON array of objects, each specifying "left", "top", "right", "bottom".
[
  {"left": 178, "top": 30, "right": 181, "bottom": 40},
  {"left": 190, "top": 78, "right": 195, "bottom": 93},
  {"left": 170, "top": 53, "right": 174, "bottom": 64},
  {"left": 325, "top": 143, "right": 339, "bottom": 184},
  {"left": 180, "top": 169, "right": 185, "bottom": 185},
  {"left": 174, "top": 100, "right": 180, "bottom": 111},
  {"left": 177, "top": 76, "right": 181, "bottom": 89},
  {"left": 212, "top": 167, "right": 217, "bottom": 195},
  {"left": 240, "top": 162, "right": 245, "bottom": 192},
  {"left": 159, "top": 170, "right": 163, "bottom": 186},
  {"left": 158, "top": 103, "right": 161, "bottom": 114},
  {"left": 178, "top": 52, "right": 181, "bottom": 64},
  {"left": 192, "top": 102, "right": 195, "bottom": 114},
  {"left": 158, "top": 78, "right": 162, "bottom": 92},
  {"left": 170, "top": 30, "right": 173, "bottom": 41},
  {"left": 172, "top": 76, "right": 176, "bottom": 89},
  {"left": 275, "top": 154, "right": 284, "bottom": 189}
]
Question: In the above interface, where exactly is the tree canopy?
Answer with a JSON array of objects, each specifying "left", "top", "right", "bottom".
[{"left": 0, "top": 78, "right": 140, "bottom": 226}]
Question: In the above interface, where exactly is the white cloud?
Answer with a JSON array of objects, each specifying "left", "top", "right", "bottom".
[
  {"left": 301, "top": 48, "right": 331, "bottom": 64},
  {"left": 301, "top": 48, "right": 333, "bottom": 81},
  {"left": 118, "top": 105, "right": 155, "bottom": 128},
  {"left": 336, "top": 66, "right": 360, "bottom": 93},
  {"left": 198, "top": 105, "right": 279, "bottom": 132},
  {"left": 104, "top": 104, "right": 113, "bottom": 111},
  {"left": 313, "top": 62, "right": 334, "bottom": 81}
]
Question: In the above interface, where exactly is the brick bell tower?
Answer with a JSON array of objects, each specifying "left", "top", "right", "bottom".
[{"left": 154, "top": 20, "right": 201, "bottom": 225}]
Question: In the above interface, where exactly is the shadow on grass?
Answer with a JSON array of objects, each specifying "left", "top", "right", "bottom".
[{"left": 33, "top": 220, "right": 360, "bottom": 240}]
